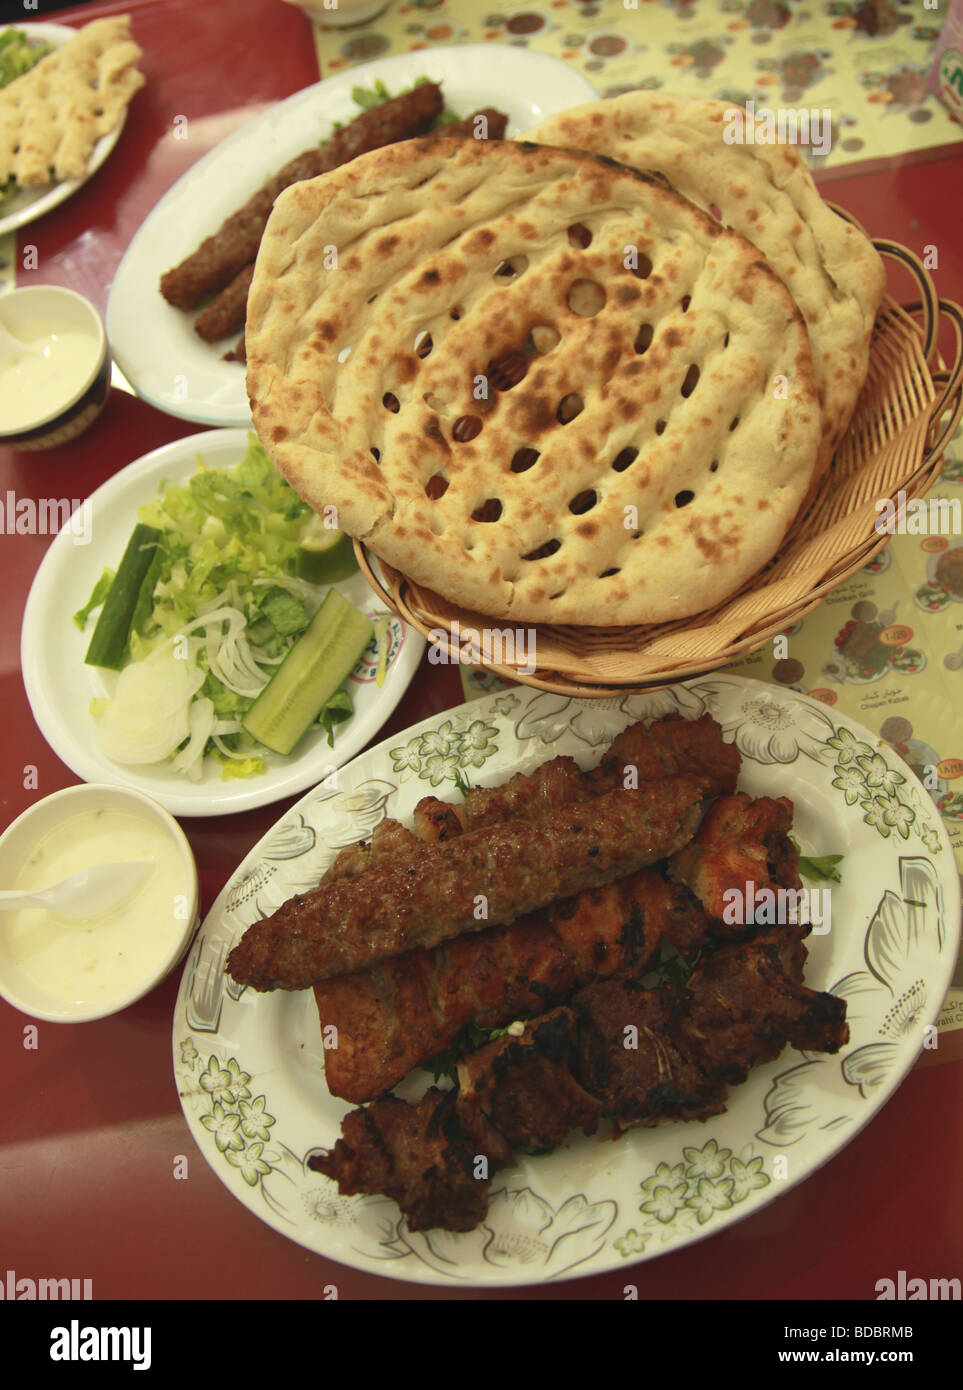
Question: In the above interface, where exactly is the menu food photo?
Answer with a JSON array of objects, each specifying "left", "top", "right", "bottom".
[{"left": 1, "top": 0, "right": 961, "bottom": 1344}]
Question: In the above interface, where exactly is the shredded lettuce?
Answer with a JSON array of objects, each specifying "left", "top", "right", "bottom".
[
  {"left": 347, "top": 74, "right": 460, "bottom": 125},
  {"left": 73, "top": 569, "right": 115, "bottom": 630},
  {"left": 0, "top": 29, "right": 53, "bottom": 89},
  {"left": 77, "top": 435, "right": 358, "bottom": 780},
  {"left": 0, "top": 30, "right": 54, "bottom": 206}
]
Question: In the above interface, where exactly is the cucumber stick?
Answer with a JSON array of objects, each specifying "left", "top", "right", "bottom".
[
  {"left": 243, "top": 590, "right": 373, "bottom": 756},
  {"left": 84, "top": 524, "right": 164, "bottom": 670}
]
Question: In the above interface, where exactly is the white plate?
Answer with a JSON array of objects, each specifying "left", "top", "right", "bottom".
[
  {"left": 0, "top": 24, "right": 130, "bottom": 237},
  {"left": 106, "top": 45, "right": 598, "bottom": 427},
  {"left": 20, "top": 429, "right": 424, "bottom": 818},
  {"left": 172, "top": 679, "right": 960, "bottom": 1286}
]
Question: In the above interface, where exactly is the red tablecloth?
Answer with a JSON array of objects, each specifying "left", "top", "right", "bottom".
[{"left": 2, "top": 0, "right": 961, "bottom": 1302}]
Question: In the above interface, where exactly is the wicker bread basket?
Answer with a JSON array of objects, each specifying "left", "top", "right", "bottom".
[{"left": 355, "top": 232, "right": 963, "bottom": 696}]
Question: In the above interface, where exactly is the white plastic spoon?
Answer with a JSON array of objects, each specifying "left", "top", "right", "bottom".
[
  {"left": 0, "top": 861, "right": 155, "bottom": 919},
  {"left": 0, "top": 317, "right": 42, "bottom": 358}
]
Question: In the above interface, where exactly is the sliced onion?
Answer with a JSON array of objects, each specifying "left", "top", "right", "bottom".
[
  {"left": 213, "top": 734, "right": 256, "bottom": 761},
  {"left": 98, "top": 645, "right": 205, "bottom": 765},
  {"left": 171, "top": 697, "right": 216, "bottom": 781}
]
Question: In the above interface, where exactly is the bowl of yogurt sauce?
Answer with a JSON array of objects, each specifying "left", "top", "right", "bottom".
[
  {"left": 0, "top": 286, "right": 110, "bottom": 451},
  {"left": 0, "top": 784, "right": 199, "bottom": 1022}
]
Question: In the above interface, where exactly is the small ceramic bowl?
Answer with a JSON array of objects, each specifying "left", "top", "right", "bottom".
[
  {"left": 0, "top": 285, "right": 110, "bottom": 451},
  {"left": 281, "top": 0, "right": 391, "bottom": 27},
  {"left": 0, "top": 783, "right": 199, "bottom": 1023}
]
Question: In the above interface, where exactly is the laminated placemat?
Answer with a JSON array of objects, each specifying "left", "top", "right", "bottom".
[{"left": 313, "top": 0, "right": 962, "bottom": 171}]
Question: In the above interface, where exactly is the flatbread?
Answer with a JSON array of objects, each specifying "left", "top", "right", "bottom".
[
  {"left": 530, "top": 92, "right": 886, "bottom": 487},
  {"left": 0, "top": 17, "right": 144, "bottom": 187},
  {"left": 247, "top": 137, "right": 821, "bottom": 625}
]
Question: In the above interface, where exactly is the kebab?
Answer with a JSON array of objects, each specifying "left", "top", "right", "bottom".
[
  {"left": 226, "top": 775, "right": 709, "bottom": 989},
  {"left": 315, "top": 784, "right": 805, "bottom": 1103}
]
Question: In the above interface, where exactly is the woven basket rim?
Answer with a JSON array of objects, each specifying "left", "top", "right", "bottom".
[{"left": 353, "top": 234, "right": 963, "bottom": 696}]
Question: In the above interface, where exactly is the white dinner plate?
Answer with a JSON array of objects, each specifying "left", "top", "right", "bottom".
[
  {"left": 172, "top": 679, "right": 959, "bottom": 1285},
  {"left": 20, "top": 429, "right": 424, "bottom": 818},
  {"left": 106, "top": 45, "right": 597, "bottom": 427},
  {"left": 0, "top": 24, "right": 131, "bottom": 237}
]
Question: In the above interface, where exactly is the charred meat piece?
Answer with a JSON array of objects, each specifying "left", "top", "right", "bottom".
[
  {"left": 307, "top": 1088, "right": 492, "bottom": 1233},
  {"left": 678, "top": 936, "right": 849, "bottom": 1085},
  {"left": 591, "top": 714, "right": 741, "bottom": 800},
  {"left": 159, "top": 83, "right": 444, "bottom": 310},
  {"left": 456, "top": 1009, "right": 602, "bottom": 1154},
  {"left": 668, "top": 793, "right": 803, "bottom": 941},
  {"left": 227, "top": 776, "right": 708, "bottom": 990},
  {"left": 574, "top": 979, "right": 728, "bottom": 1130},
  {"left": 314, "top": 938, "right": 849, "bottom": 1231},
  {"left": 547, "top": 871, "right": 706, "bottom": 981},
  {"left": 315, "top": 870, "right": 707, "bottom": 1103}
]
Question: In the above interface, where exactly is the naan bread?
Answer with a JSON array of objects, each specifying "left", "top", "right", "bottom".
[
  {"left": 247, "top": 137, "right": 821, "bottom": 625},
  {"left": 531, "top": 92, "right": 886, "bottom": 488},
  {"left": 0, "top": 17, "right": 144, "bottom": 187}
]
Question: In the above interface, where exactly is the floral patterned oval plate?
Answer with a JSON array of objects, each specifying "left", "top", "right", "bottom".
[{"left": 172, "top": 677, "right": 959, "bottom": 1286}]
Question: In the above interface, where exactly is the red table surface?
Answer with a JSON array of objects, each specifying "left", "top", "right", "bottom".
[{"left": 1, "top": 0, "right": 962, "bottom": 1303}]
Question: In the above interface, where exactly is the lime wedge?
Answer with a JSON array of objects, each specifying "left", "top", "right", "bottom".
[{"left": 296, "top": 516, "right": 359, "bottom": 584}]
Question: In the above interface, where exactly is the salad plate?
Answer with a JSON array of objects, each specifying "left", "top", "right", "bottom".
[
  {"left": 105, "top": 45, "right": 597, "bottom": 427},
  {"left": 20, "top": 429, "right": 424, "bottom": 818},
  {"left": 0, "top": 24, "right": 130, "bottom": 238},
  {"left": 171, "top": 678, "right": 958, "bottom": 1285}
]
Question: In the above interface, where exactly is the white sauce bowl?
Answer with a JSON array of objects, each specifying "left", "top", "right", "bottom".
[
  {"left": 0, "top": 784, "right": 199, "bottom": 1022},
  {"left": 0, "top": 286, "right": 109, "bottom": 451}
]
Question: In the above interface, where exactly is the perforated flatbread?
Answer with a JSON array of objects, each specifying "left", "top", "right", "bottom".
[
  {"left": 530, "top": 92, "right": 886, "bottom": 487},
  {"left": 0, "top": 17, "right": 144, "bottom": 187},
  {"left": 247, "top": 137, "right": 822, "bottom": 625}
]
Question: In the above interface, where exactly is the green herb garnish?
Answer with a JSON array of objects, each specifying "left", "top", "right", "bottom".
[
  {"left": 791, "top": 837, "right": 844, "bottom": 883},
  {"left": 423, "top": 1023, "right": 512, "bottom": 1084},
  {"left": 317, "top": 689, "right": 354, "bottom": 748}
]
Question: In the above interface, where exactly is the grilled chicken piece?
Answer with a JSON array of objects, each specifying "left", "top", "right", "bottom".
[
  {"left": 667, "top": 793, "right": 803, "bottom": 943},
  {"left": 574, "top": 980, "right": 728, "bottom": 1130},
  {"left": 456, "top": 1009, "right": 602, "bottom": 1155},
  {"left": 307, "top": 1088, "right": 491, "bottom": 1233},
  {"left": 591, "top": 714, "right": 741, "bottom": 800},
  {"left": 315, "top": 871, "right": 708, "bottom": 1103},
  {"left": 228, "top": 777, "right": 708, "bottom": 990}
]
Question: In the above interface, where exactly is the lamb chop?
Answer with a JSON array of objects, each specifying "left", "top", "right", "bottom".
[{"left": 312, "top": 937, "right": 849, "bottom": 1231}]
